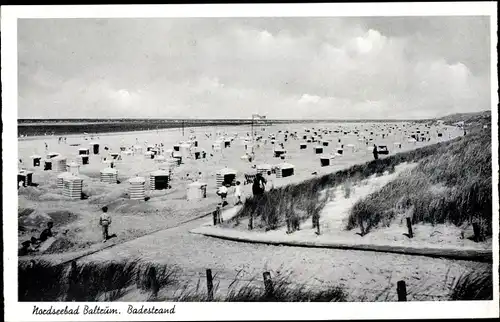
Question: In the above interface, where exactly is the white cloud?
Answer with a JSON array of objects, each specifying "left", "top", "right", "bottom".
[
  {"left": 18, "top": 17, "right": 490, "bottom": 119},
  {"left": 298, "top": 94, "right": 321, "bottom": 104}
]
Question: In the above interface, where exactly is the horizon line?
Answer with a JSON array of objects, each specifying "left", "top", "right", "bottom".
[{"left": 18, "top": 112, "right": 491, "bottom": 122}]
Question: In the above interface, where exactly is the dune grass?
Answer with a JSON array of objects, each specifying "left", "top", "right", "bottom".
[
  {"left": 229, "top": 126, "right": 491, "bottom": 233},
  {"left": 165, "top": 275, "right": 347, "bottom": 302},
  {"left": 347, "top": 130, "right": 492, "bottom": 236},
  {"left": 440, "top": 110, "right": 491, "bottom": 128},
  {"left": 18, "top": 259, "right": 179, "bottom": 301},
  {"left": 18, "top": 260, "right": 68, "bottom": 301},
  {"left": 219, "top": 277, "right": 346, "bottom": 302},
  {"left": 449, "top": 267, "right": 493, "bottom": 300},
  {"left": 229, "top": 183, "right": 328, "bottom": 232},
  {"left": 18, "top": 259, "right": 347, "bottom": 302}
]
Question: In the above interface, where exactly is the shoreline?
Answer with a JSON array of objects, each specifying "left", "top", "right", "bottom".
[
  {"left": 17, "top": 123, "right": 252, "bottom": 141},
  {"left": 17, "top": 119, "right": 424, "bottom": 140},
  {"left": 17, "top": 120, "right": 410, "bottom": 142},
  {"left": 18, "top": 123, "right": 269, "bottom": 142}
]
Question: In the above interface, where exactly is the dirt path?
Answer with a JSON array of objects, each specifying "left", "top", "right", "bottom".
[
  {"left": 81, "top": 213, "right": 486, "bottom": 301},
  {"left": 22, "top": 208, "right": 216, "bottom": 265}
]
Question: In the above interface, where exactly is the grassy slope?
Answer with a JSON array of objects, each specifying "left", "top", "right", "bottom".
[
  {"left": 347, "top": 129, "right": 492, "bottom": 235},
  {"left": 227, "top": 140, "right": 438, "bottom": 231},
  {"left": 439, "top": 110, "right": 491, "bottom": 126},
  {"left": 228, "top": 115, "right": 492, "bottom": 235}
]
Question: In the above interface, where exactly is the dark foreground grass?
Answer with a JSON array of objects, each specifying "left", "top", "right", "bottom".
[
  {"left": 166, "top": 273, "right": 347, "bottom": 302},
  {"left": 229, "top": 126, "right": 491, "bottom": 232},
  {"left": 224, "top": 275, "right": 347, "bottom": 302},
  {"left": 18, "top": 259, "right": 492, "bottom": 301},
  {"left": 18, "top": 259, "right": 179, "bottom": 301},
  {"left": 18, "top": 259, "right": 347, "bottom": 302},
  {"left": 449, "top": 267, "right": 493, "bottom": 300},
  {"left": 175, "top": 281, "right": 347, "bottom": 302},
  {"left": 347, "top": 130, "right": 492, "bottom": 236}
]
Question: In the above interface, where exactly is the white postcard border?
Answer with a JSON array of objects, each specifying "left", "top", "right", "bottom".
[{"left": 2, "top": 2, "right": 499, "bottom": 321}]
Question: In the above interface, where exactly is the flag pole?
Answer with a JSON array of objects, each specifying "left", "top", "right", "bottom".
[{"left": 251, "top": 115, "right": 254, "bottom": 155}]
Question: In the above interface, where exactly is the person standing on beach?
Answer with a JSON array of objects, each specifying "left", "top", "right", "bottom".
[
  {"left": 372, "top": 144, "right": 379, "bottom": 160},
  {"left": 99, "top": 206, "right": 112, "bottom": 243},
  {"left": 234, "top": 181, "right": 243, "bottom": 205},
  {"left": 266, "top": 171, "right": 275, "bottom": 191},
  {"left": 252, "top": 173, "right": 266, "bottom": 197},
  {"left": 216, "top": 184, "right": 229, "bottom": 205},
  {"left": 213, "top": 205, "right": 222, "bottom": 225}
]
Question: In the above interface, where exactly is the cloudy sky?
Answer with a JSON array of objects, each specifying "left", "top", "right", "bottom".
[{"left": 18, "top": 16, "right": 491, "bottom": 119}]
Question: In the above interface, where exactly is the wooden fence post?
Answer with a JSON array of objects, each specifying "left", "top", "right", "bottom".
[
  {"left": 358, "top": 218, "right": 366, "bottom": 236},
  {"left": 406, "top": 217, "right": 413, "bottom": 238},
  {"left": 315, "top": 217, "right": 321, "bottom": 236},
  {"left": 472, "top": 222, "right": 482, "bottom": 242},
  {"left": 248, "top": 213, "right": 253, "bottom": 230},
  {"left": 263, "top": 271, "right": 274, "bottom": 300},
  {"left": 397, "top": 280, "right": 407, "bottom": 301},
  {"left": 294, "top": 216, "right": 300, "bottom": 231},
  {"left": 206, "top": 269, "right": 214, "bottom": 301}
]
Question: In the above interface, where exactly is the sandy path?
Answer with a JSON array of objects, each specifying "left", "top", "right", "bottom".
[{"left": 82, "top": 213, "right": 485, "bottom": 301}]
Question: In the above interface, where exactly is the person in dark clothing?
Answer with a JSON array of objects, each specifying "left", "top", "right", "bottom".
[
  {"left": 30, "top": 237, "right": 40, "bottom": 250},
  {"left": 252, "top": 173, "right": 267, "bottom": 197},
  {"left": 39, "top": 221, "right": 54, "bottom": 243},
  {"left": 19, "top": 241, "right": 32, "bottom": 256},
  {"left": 372, "top": 144, "right": 379, "bottom": 160}
]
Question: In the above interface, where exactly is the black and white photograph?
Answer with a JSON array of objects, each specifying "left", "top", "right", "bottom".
[{"left": 2, "top": 2, "right": 499, "bottom": 321}]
